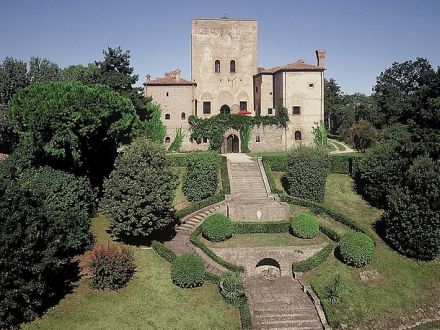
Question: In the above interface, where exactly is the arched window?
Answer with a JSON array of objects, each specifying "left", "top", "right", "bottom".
[
  {"left": 230, "top": 60, "right": 236, "bottom": 73},
  {"left": 181, "top": 112, "right": 186, "bottom": 120},
  {"left": 165, "top": 113, "right": 170, "bottom": 120},
  {"left": 295, "top": 131, "right": 302, "bottom": 141},
  {"left": 165, "top": 137, "right": 171, "bottom": 143},
  {"left": 220, "top": 104, "right": 230, "bottom": 114},
  {"left": 256, "top": 136, "right": 260, "bottom": 143},
  {"left": 215, "top": 60, "right": 220, "bottom": 73},
  {"left": 202, "top": 137, "right": 208, "bottom": 144}
]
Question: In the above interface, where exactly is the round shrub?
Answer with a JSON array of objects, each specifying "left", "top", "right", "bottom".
[
  {"left": 219, "top": 272, "right": 247, "bottom": 306},
  {"left": 290, "top": 213, "right": 320, "bottom": 239},
  {"left": 171, "top": 253, "right": 205, "bottom": 288},
  {"left": 201, "top": 214, "right": 233, "bottom": 242},
  {"left": 339, "top": 231, "right": 375, "bottom": 267}
]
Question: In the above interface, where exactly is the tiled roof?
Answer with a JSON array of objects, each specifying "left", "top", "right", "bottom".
[
  {"left": 258, "top": 60, "right": 324, "bottom": 74},
  {"left": 147, "top": 76, "right": 196, "bottom": 86}
]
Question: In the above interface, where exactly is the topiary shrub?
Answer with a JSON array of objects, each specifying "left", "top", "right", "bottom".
[
  {"left": 171, "top": 253, "right": 205, "bottom": 288},
  {"left": 339, "top": 231, "right": 374, "bottom": 267},
  {"left": 88, "top": 243, "right": 136, "bottom": 290},
  {"left": 219, "top": 272, "right": 247, "bottom": 306},
  {"left": 201, "top": 214, "right": 233, "bottom": 242},
  {"left": 284, "top": 146, "right": 330, "bottom": 202},
  {"left": 290, "top": 213, "right": 320, "bottom": 239}
]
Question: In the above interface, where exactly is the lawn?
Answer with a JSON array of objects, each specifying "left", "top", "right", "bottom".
[
  {"left": 302, "top": 174, "right": 440, "bottom": 328},
  {"left": 203, "top": 232, "right": 328, "bottom": 249},
  {"left": 24, "top": 215, "right": 240, "bottom": 330}
]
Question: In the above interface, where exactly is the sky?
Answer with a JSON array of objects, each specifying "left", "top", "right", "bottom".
[{"left": 1, "top": 0, "right": 439, "bottom": 95}]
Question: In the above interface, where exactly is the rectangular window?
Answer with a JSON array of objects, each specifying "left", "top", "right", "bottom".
[
  {"left": 269, "top": 92, "right": 272, "bottom": 96},
  {"left": 268, "top": 108, "right": 273, "bottom": 115},
  {"left": 240, "top": 101, "right": 247, "bottom": 110},
  {"left": 255, "top": 86, "right": 258, "bottom": 93},
  {"left": 292, "top": 106, "right": 301, "bottom": 115},
  {"left": 166, "top": 92, "right": 169, "bottom": 96},
  {"left": 308, "top": 83, "right": 314, "bottom": 88},
  {"left": 203, "top": 101, "right": 211, "bottom": 114}
]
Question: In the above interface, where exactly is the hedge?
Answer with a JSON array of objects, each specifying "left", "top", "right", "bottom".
[
  {"left": 291, "top": 213, "right": 320, "bottom": 239},
  {"left": 262, "top": 153, "right": 364, "bottom": 175},
  {"left": 190, "top": 227, "right": 245, "bottom": 273},
  {"left": 262, "top": 158, "right": 280, "bottom": 194},
  {"left": 201, "top": 214, "right": 234, "bottom": 242},
  {"left": 292, "top": 243, "right": 335, "bottom": 272},
  {"left": 171, "top": 253, "right": 206, "bottom": 288},
  {"left": 220, "top": 156, "right": 230, "bottom": 194},
  {"left": 310, "top": 282, "right": 340, "bottom": 328},
  {"left": 176, "top": 194, "right": 225, "bottom": 219},
  {"left": 339, "top": 231, "right": 375, "bottom": 267},
  {"left": 319, "top": 224, "right": 341, "bottom": 242},
  {"left": 280, "top": 194, "right": 375, "bottom": 244},
  {"left": 166, "top": 152, "right": 223, "bottom": 167},
  {"left": 239, "top": 303, "right": 253, "bottom": 330},
  {"left": 151, "top": 241, "right": 177, "bottom": 262},
  {"left": 232, "top": 220, "right": 291, "bottom": 234}
]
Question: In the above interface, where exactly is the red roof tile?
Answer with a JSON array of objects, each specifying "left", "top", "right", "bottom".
[{"left": 258, "top": 59, "right": 324, "bottom": 74}]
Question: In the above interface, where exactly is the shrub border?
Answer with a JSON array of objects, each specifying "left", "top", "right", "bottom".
[
  {"left": 310, "top": 282, "right": 340, "bottom": 328},
  {"left": 292, "top": 243, "right": 336, "bottom": 272}
]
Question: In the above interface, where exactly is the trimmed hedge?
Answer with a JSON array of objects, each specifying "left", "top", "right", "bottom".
[
  {"left": 339, "top": 231, "right": 375, "bottom": 267},
  {"left": 292, "top": 243, "right": 335, "bottom": 272},
  {"left": 191, "top": 227, "right": 245, "bottom": 273},
  {"left": 280, "top": 194, "right": 375, "bottom": 244},
  {"left": 201, "top": 214, "right": 233, "bottom": 242},
  {"left": 291, "top": 213, "right": 320, "bottom": 239},
  {"left": 205, "top": 271, "right": 221, "bottom": 284},
  {"left": 220, "top": 156, "right": 230, "bottom": 194},
  {"left": 171, "top": 253, "right": 206, "bottom": 288},
  {"left": 262, "top": 158, "right": 280, "bottom": 194},
  {"left": 319, "top": 224, "right": 341, "bottom": 242},
  {"left": 239, "top": 303, "right": 253, "bottom": 330},
  {"left": 233, "top": 220, "right": 291, "bottom": 234},
  {"left": 183, "top": 152, "right": 221, "bottom": 201},
  {"left": 310, "top": 282, "right": 340, "bottom": 328},
  {"left": 151, "top": 241, "right": 177, "bottom": 262},
  {"left": 284, "top": 146, "right": 330, "bottom": 202}
]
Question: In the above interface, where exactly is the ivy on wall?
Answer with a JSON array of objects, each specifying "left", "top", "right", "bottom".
[{"left": 188, "top": 107, "right": 289, "bottom": 151}]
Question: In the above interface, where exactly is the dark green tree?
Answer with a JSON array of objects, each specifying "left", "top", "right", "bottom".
[
  {"left": 0, "top": 57, "right": 28, "bottom": 107},
  {"left": 324, "top": 78, "right": 344, "bottom": 134},
  {"left": 27, "top": 57, "right": 60, "bottom": 83},
  {"left": 345, "top": 119, "right": 380, "bottom": 152},
  {"left": 101, "top": 137, "right": 176, "bottom": 242},
  {"left": 8, "top": 81, "right": 141, "bottom": 184},
  {"left": 60, "top": 63, "right": 98, "bottom": 85}
]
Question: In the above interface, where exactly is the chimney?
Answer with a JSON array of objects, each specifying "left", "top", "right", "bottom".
[
  {"left": 316, "top": 49, "right": 326, "bottom": 68},
  {"left": 146, "top": 74, "right": 151, "bottom": 83}
]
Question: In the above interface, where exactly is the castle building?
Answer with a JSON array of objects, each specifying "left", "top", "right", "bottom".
[{"left": 144, "top": 17, "right": 326, "bottom": 152}]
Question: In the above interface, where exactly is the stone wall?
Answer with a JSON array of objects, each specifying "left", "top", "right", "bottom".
[{"left": 248, "top": 125, "right": 286, "bottom": 152}]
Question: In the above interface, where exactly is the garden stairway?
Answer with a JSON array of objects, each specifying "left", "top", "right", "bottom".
[
  {"left": 164, "top": 202, "right": 228, "bottom": 275},
  {"left": 225, "top": 154, "right": 291, "bottom": 221},
  {"left": 247, "top": 276, "right": 324, "bottom": 330}
]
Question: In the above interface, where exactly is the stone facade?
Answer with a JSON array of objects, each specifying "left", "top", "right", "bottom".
[{"left": 144, "top": 17, "right": 326, "bottom": 152}]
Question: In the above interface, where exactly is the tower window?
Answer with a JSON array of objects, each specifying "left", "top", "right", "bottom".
[
  {"left": 295, "top": 131, "right": 302, "bottom": 141},
  {"left": 166, "top": 92, "right": 169, "bottom": 96},
  {"left": 203, "top": 101, "right": 211, "bottom": 114},
  {"left": 268, "top": 108, "right": 273, "bottom": 115},
  {"left": 230, "top": 60, "right": 236, "bottom": 73},
  {"left": 165, "top": 113, "right": 171, "bottom": 120},
  {"left": 240, "top": 101, "right": 247, "bottom": 110},
  {"left": 215, "top": 60, "right": 220, "bottom": 73},
  {"left": 292, "top": 106, "right": 301, "bottom": 115},
  {"left": 256, "top": 136, "right": 260, "bottom": 143},
  {"left": 181, "top": 112, "right": 186, "bottom": 120},
  {"left": 308, "top": 83, "right": 314, "bottom": 88},
  {"left": 202, "top": 137, "right": 208, "bottom": 143},
  {"left": 255, "top": 86, "right": 258, "bottom": 93},
  {"left": 165, "top": 136, "right": 171, "bottom": 143}
]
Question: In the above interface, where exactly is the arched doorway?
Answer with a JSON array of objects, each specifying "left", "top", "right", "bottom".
[
  {"left": 220, "top": 104, "right": 231, "bottom": 114},
  {"left": 226, "top": 134, "right": 239, "bottom": 153},
  {"left": 255, "top": 258, "right": 281, "bottom": 279}
]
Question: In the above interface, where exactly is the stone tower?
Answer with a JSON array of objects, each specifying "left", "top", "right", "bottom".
[{"left": 191, "top": 18, "right": 258, "bottom": 116}]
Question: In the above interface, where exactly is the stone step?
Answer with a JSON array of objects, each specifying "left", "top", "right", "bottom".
[{"left": 185, "top": 219, "right": 201, "bottom": 226}]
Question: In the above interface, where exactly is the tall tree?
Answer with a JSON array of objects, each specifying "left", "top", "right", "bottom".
[
  {"left": 324, "top": 78, "right": 343, "bottom": 134},
  {"left": 27, "top": 57, "right": 60, "bottom": 83},
  {"left": 0, "top": 57, "right": 28, "bottom": 107}
]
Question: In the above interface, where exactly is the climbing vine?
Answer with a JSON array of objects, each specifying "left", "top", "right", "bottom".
[
  {"left": 312, "top": 121, "right": 328, "bottom": 148},
  {"left": 168, "top": 128, "right": 185, "bottom": 152},
  {"left": 188, "top": 107, "right": 289, "bottom": 151}
]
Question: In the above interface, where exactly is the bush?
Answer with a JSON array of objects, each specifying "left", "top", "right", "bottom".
[
  {"left": 292, "top": 243, "right": 335, "bottom": 272},
  {"left": 339, "top": 231, "right": 374, "bottom": 267},
  {"left": 101, "top": 137, "right": 176, "bottom": 242},
  {"left": 290, "top": 213, "right": 320, "bottom": 239},
  {"left": 325, "top": 275, "right": 342, "bottom": 305},
  {"left": 219, "top": 272, "right": 247, "bottom": 306},
  {"left": 310, "top": 282, "right": 340, "bottom": 328},
  {"left": 151, "top": 241, "right": 177, "bottom": 263},
  {"left": 239, "top": 303, "right": 253, "bottom": 330},
  {"left": 88, "top": 243, "right": 136, "bottom": 290},
  {"left": 201, "top": 214, "right": 233, "bottom": 242},
  {"left": 171, "top": 253, "right": 206, "bottom": 288},
  {"left": 233, "top": 220, "right": 291, "bottom": 234},
  {"left": 319, "top": 224, "right": 340, "bottom": 242},
  {"left": 285, "top": 146, "right": 330, "bottom": 202},
  {"left": 262, "top": 155, "right": 287, "bottom": 172},
  {"left": 183, "top": 152, "right": 220, "bottom": 201},
  {"left": 328, "top": 153, "right": 364, "bottom": 175},
  {"left": 0, "top": 179, "right": 74, "bottom": 328},
  {"left": 345, "top": 119, "right": 380, "bottom": 152}
]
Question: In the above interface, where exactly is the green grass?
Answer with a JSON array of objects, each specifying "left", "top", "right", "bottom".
[
  {"left": 171, "top": 166, "right": 190, "bottom": 211},
  {"left": 203, "top": 232, "right": 328, "bottom": 249},
  {"left": 248, "top": 151, "right": 289, "bottom": 157},
  {"left": 24, "top": 216, "right": 240, "bottom": 330},
  {"left": 413, "top": 321, "right": 440, "bottom": 330},
  {"left": 329, "top": 139, "right": 346, "bottom": 151},
  {"left": 302, "top": 174, "right": 440, "bottom": 328}
]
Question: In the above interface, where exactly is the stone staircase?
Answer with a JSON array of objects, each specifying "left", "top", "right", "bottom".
[
  {"left": 247, "top": 276, "right": 324, "bottom": 330},
  {"left": 164, "top": 203, "right": 227, "bottom": 275},
  {"left": 226, "top": 154, "right": 291, "bottom": 221}
]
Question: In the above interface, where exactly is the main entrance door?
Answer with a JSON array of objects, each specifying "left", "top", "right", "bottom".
[{"left": 226, "top": 134, "right": 239, "bottom": 153}]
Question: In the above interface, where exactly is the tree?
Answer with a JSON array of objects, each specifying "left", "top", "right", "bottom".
[
  {"left": 8, "top": 81, "right": 141, "bottom": 184},
  {"left": 0, "top": 57, "right": 28, "bottom": 107},
  {"left": 345, "top": 119, "right": 379, "bottom": 152},
  {"left": 27, "top": 57, "right": 60, "bottom": 83},
  {"left": 0, "top": 178, "right": 80, "bottom": 328},
  {"left": 324, "top": 78, "right": 344, "bottom": 134},
  {"left": 101, "top": 137, "right": 176, "bottom": 242}
]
